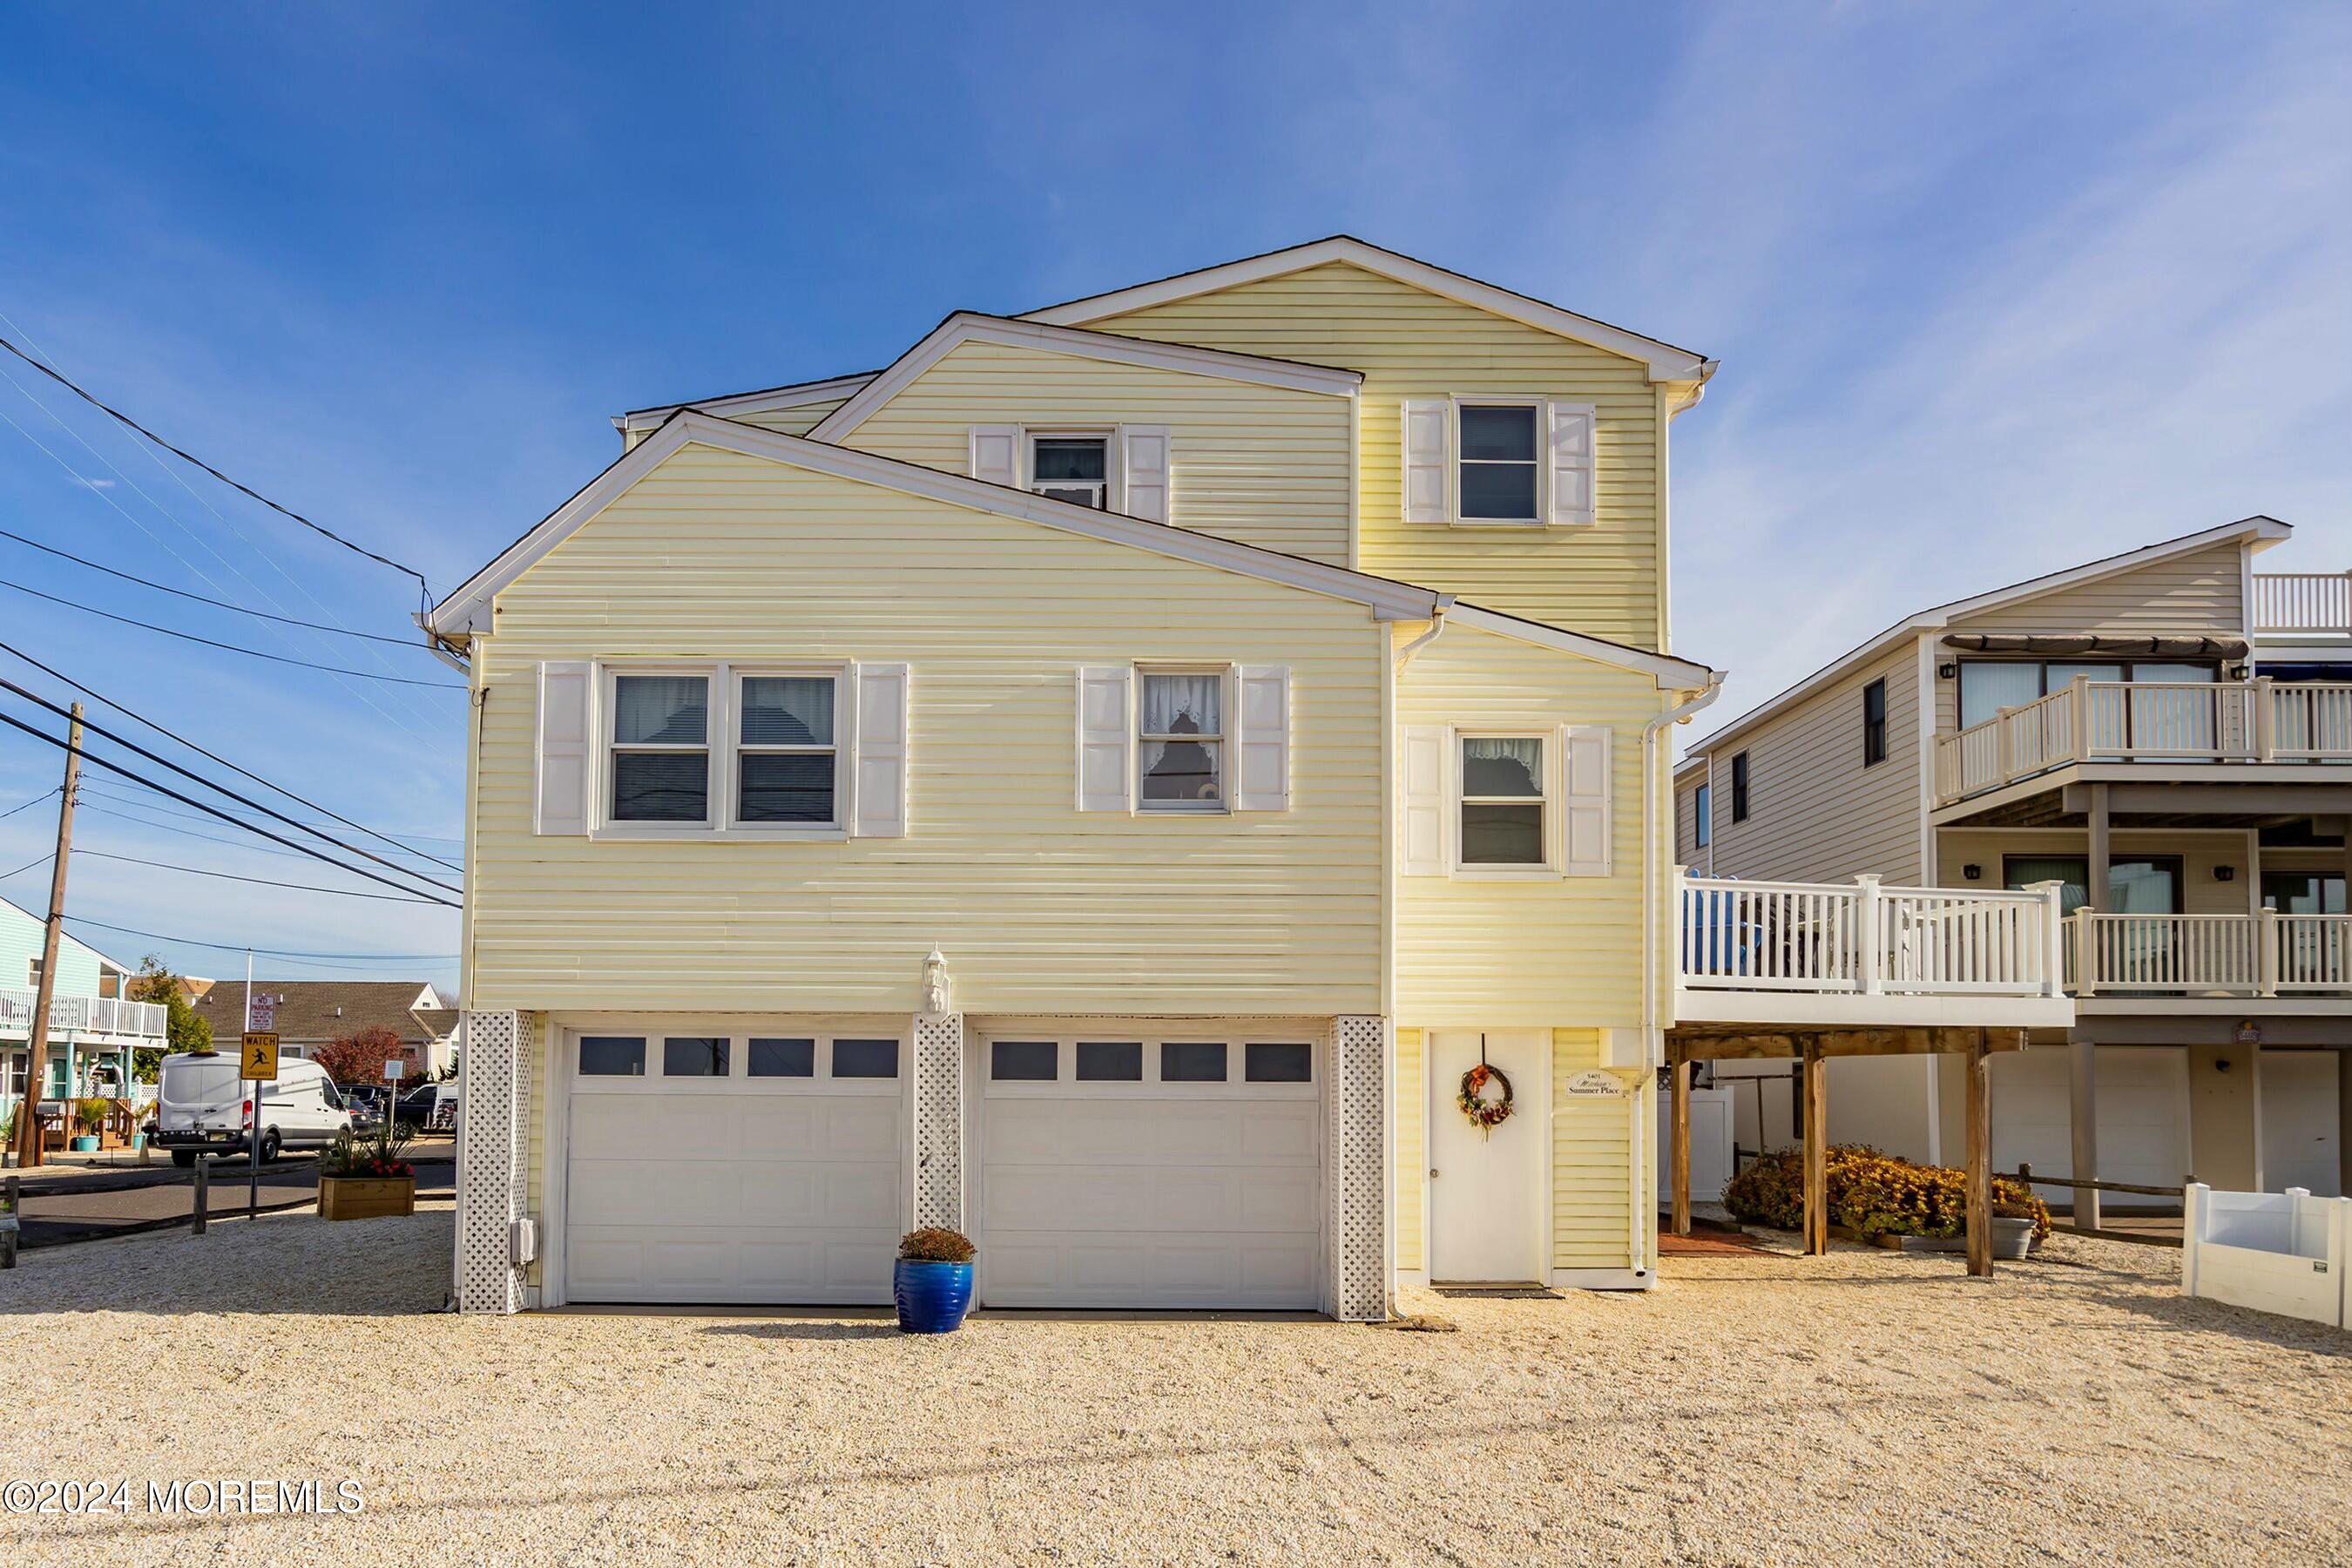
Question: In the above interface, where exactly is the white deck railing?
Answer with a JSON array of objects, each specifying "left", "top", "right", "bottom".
[
  {"left": 2252, "top": 571, "right": 2352, "bottom": 636},
  {"left": 2066, "top": 911, "right": 2352, "bottom": 997},
  {"left": 1676, "top": 873, "right": 2067, "bottom": 999},
  {"left": 1932, "top": 677, "right": 2352, "bottom": 804},
  {"left": 0, "top": 986, "right": 169, "bottom": 1040}
]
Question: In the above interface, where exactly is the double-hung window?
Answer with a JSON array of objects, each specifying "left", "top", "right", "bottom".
[
  {"left": 1029, "top": 433, "right": 1110, "bottom": 510},
  {"left": 1456, "top": 402, "right": 1540, "bottom": 524},
  {"left": 1139, "top": 668, "right": 1225, "bottom": 811},
  {"left": 735, "top": 673, "right": 837, "bottom": 824},
  {"left": 603, "top": 665, "right": 847, "bottom": 833},
  {"left": 1459, "top": 734, "right": 1548, "bottom": 866},
  {"left": 609, "top": 674, "right": 711, "bottom": 823}
]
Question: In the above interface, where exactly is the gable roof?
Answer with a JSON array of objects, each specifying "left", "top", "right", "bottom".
[
  {"left": 808, "top": 312, "right": 1361, "bottom": 443},
  {"left": 1022, "top": 235, "right": 1715, "bottom": 383},
  {"left": 425, "top": 410, "right": 1444, "bottom": 638},
  {"left": 188, "top": 979, "right": 444, "bottom": 1044},
  {"left": 613, "top": 371, "right": 881, "bottom": 437},
  {"left": 1681, "top": 516, "right": 2292, "bottom": 761}
]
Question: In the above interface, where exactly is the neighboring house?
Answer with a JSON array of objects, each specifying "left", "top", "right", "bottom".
[
  {"left": 1675, "top": 518, "right": 2352, "bottom": 1214},
  {"left": 188, "top": 981, "right": 456, "bottom": 1079},
  {"left": 428, "top": 235, "right": 1754, "bottom": 1317},
  {"left": 0, "top": 895, "right": 167, "bottom": 1117}
]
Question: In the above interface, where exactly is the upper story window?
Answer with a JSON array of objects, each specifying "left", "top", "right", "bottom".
[
  {"left": 1693, "top": 782, "right": 1712, "bottom": 848},
  {"left": 1862, "top": 679, "right": 1889, "bottom": 767},
  {"left": 1029, "top": 433, "right": 1110, "bottom": 510},
  {"left": 1139, "top": 669, "right": 1224, "bottom": 811},
  {"left": 605, "top": 666, "right": 847, "bottom": 834},
  {"left": 1456, "top": 403, "right": 1540, "bottom": 523},
  {"left": 26, "top": 956, "right": 43, "bottom": 987},
  {"left": 1730, "top": 752, "right": 1751, "bottom": 823},
  {"left": 1459, "top": 734, "right": 1548, "bottom": 866}
]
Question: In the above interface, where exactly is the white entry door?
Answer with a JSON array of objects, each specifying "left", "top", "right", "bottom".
[
  {"left": 977, "top": 1030, "right": 1324, "bottom": 1309},
  {"left": 1428, "top": 1030, "right": 1546, "bottom": 1284},
  {"left": 560, "top": 1027, "right": 906, "bottom": 1305}
]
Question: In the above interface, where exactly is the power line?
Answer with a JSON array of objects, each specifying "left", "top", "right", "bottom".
[
  {"left": 0, "top": 577, "right": 464, "bottom": 688},
  {"left": 0, "top": 707, "right": 461, "bottom": 907},
  {"left": 62, "top": 913, "right": 454, "bottom": 962},
  {"left": 0, "top": 671, "right": 463, "bottom": 896},
  {"left": 0, "top": 850, "right": 51, "bottom": 880},
  {"left": 78, "top": 801, "right": 352, "bottom": 862},
  {"left": 0, "top": 787, "right": 57, "bottom": 822},
  {"left": 74, "top": 848, "right": 450, "bottom": 904},
  {"left": 0, "top": 526, "right": 424, "bottom": 646},
  {"left": 0, "top": 331, "right": 434, "bottom": 603},
  {"left": 76, "top": 782, "right": 460, "bottom": 867},
  {"left": 0, "top": 639, "right": 464, "bottom": 872}
]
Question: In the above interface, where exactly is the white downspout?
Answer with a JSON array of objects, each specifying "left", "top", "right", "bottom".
[
  {"left": 1392, "top": 596, "right": 1455, "bottom": 673},
  {"left": 1643, "top": 674, "right": 1726, "bottom": 1066}
]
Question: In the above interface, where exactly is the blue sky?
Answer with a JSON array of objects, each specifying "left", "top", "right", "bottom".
[{"left": 0, "top": 3, "right": 2345, "bottom": 993}]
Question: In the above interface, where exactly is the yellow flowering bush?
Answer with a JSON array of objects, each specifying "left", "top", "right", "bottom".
[{"left": 1722, "top": 1144, "right": 2050, "bottom": 1243}]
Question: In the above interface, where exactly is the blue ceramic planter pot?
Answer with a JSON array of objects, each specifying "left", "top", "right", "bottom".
[
  {"left": 70, "top": 1136, "right": 98, "bottom": 1152},
  {"left": 894, "top": 1259, "right": 975, "bottom": 1334}
]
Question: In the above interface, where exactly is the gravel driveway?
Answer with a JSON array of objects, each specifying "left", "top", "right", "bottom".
[{"left": 3, "top": 1209, "right": 2349, "bottom": 1565}]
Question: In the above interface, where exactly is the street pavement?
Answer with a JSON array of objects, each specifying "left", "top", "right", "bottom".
[{"left": 9, "top": 1149, "right": 454, "bottom": 1248}]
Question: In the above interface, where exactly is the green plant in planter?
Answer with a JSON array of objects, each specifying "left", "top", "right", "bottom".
[
  {"left": 75, "top": 1098, "right": 112, "bottom": 1136},
  {"left": 321, "top": 1119, "right": 417, "bottom": 1179},
  {"left": 898, "top": 1227, "right": 977, "bottom": 1263}
]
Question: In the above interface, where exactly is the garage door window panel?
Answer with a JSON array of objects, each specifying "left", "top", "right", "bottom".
[
  {"left": 663, "top": 1036, "right": 730, "bottom": 1078},
  {"left": 1245, "top": 1043, "right": 1313, "bottom": 1084},
  {"left": 747, "top": 1037, "right": 814, "bottom": 1078},
  {"left": 991, "top": 1040, "right": 1059, "bottom": 1081},
  {"left": 833, "top": 1037, "right": 900, "bottom": 1079},
  {"left": 579, "top": 1036, "right": 647, "bottom": 1077},
  {"left": 1076, "top": 1041, "right": 1143, "bottom": 1082},
  {"left": 1160, "top": 1041, "right": 1228, "bottom": 1083}
]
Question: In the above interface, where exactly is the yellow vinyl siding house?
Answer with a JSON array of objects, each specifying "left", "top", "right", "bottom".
[{"left": 431, "top": 237, "right": 1723, "bottom": 1317}]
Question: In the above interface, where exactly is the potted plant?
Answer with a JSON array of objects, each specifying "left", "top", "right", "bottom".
[
  {"left": 71, "top": 1098, "right": 109, "bottom": 1152},
  {"left": 316, "top": 1122, "right": 418, "bottom": 1220},
  {"left": 894, "top": 1227, "right": 977, "bottom": 1334}
]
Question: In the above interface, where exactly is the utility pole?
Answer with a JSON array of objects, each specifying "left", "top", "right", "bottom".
[{"left": 14, "top": 704, "right": 83, "bottom": 1171}]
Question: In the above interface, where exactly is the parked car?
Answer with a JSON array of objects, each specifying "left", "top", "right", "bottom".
[
  {"left": 151, "top": 1051, "right": 353, "bottom": 1168},
  {"left": 394, "top": 1083, "right": 450, "bottom": 1128}
]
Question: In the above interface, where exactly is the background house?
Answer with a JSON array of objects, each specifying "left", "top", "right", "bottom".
[
  {"left": 187, "top": 979, "right": 456, "bottom": 1080},
  {"left": 0, "top": 894, "right": 167, "bottom": 1115}
]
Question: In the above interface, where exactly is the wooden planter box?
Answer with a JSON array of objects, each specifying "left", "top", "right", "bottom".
[{"left": 318, "top": 1175, "right": 416, "bottom": 1221}]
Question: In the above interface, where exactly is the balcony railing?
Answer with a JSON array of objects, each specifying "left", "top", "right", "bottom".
[
  {"left": 0, "top": 987, "right": 169, "bottom": 1040},
  {"left": 2067, "top": 911, "right": 2352, "bottom": 997},
  {"left": 2253, "top": 571, "right": 2352, "bottom": 635},
  {"left": 1677, "top": 873, "right": 2067, "bottom": 999},
  {"left": 1932, "top": 677, "right": 2352, "bottom": 805}
]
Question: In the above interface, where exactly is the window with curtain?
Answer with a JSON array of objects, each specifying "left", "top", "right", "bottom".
[
  {"left": 610, "top": 675, "right": 710, "bottom": 822},
  {"left": 1460, "top": 735, "right": 1546, "bottom": 865},
  {"left": 1139, "top": 670, "right": 1224, "bottom": 810},
  {"left": 737, "top": 673, "right": 838, "bottom": 824}
]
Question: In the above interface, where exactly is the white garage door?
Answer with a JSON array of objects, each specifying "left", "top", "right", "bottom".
[
  {"left": 1993, "top": 1046, "right": 2188, "bottom": 1211},
  {"left": 562, "top": 1028, "right": 904, "bottom": 1304},
  {"left": 977, "top": 1031, "right": 1323, "bottom": 1310}
]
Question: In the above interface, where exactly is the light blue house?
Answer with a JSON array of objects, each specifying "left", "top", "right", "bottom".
[{"left": 1, "top": 894, "right": 169, "bottom": 1121}]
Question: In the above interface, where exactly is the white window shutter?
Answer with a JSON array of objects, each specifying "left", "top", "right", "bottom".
[
  {"left": 1119, "top": 425, "right": 1171, "bottom": 524},
  {"left": 1400, "top": 725, "right": 1450, "bottom": 875},
  {"left": 1232, "top": 666, "right": 1290, "bottom": 811},
  {"left": 970, "top": 424, "right": 1020, "bottom": 489},
  {"left": 1546, "top": 401, "right": 1597, "bottom": 526},
  {"left": 849, "top": 663, "right": 909, "bottom": 838},
  {"left": 1075, "top": 665, "right": 1132, "bottom": 813},
  {"left": 534, "top": 661, "right": 593, "bottom": 835},
  {"left": 1400, "top": 399, "right": 1450, "bottom": 524},
  {"left": 1563, "top": 723, "right": 1613, "bottom": 875}
]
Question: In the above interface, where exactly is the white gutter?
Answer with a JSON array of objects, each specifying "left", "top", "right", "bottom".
[{"left": 1642, "top": 673, "right": 1726, "bottom": 1071}]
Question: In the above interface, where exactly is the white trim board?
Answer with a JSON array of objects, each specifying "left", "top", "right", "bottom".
[
  {"left": 1443, "top": 603, "right": 1720, "bottom": 694},
  {"left": 1023, "top": 235, "right": 1714, "bottom": 384},
  {"left": 808, "top": 313, "right": 1361, "bottom": 444},
  {"left": 613, "top": 372, "right": 880, "bottom": 436},
  {"left": 1680, "top": 517, "right": 2295, "bottom": 763},
  {"left": 425, "top": 410, "right": 1443, "bottom": 637}
]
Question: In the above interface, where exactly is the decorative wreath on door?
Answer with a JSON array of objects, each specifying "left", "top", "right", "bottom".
[{"left": 1457, "top": 1061, "right": 1515, "bottom": 1135}]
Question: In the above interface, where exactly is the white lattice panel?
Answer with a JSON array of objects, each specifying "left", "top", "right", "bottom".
[
  {"left": 456, "top": 1010, "right": 530, "bottom": 1314},
  {"left": 1328, "top": 1015, "right": 1388, "bottom": 1321},
  {"left": 912, "top": 1013, "right": 964, "bottom": 1232}
]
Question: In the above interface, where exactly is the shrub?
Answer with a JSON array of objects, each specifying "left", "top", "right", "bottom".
[
  {"left": 76, "top": 1098, "right": 112, "bottom": 1135},
  {"left": 1723, "top": 1144, "right": 2050, "bottom": 1243},
  {"left": 899, "top": 1227, "right": 976, "bottom": 1263}
]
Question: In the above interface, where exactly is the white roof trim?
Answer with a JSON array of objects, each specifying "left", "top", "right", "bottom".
[
  {"left": 613, "top": 373, "right": 879, "bottom": 435},
  {"left": 809, "top": 314, "right": 1360, "bottom": 443},
  {"left": 1023, "top": 236, "right": 1713, "bottom": 384},
  {"left": 1685, "top": 517, "right": 2293, "bottom": 758},
  {"left": 1444, "top": 603, "right": 1720, "bottom": 692},
  {"left": 427, "top": 412, "right": 1440, "bottom": 637}
]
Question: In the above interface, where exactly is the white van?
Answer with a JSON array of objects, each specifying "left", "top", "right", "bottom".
[{"left": 152, "top": 1051, "right": 353, "bottom": 1168}]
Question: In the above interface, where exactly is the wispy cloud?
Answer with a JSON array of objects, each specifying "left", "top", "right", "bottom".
[{"left": 66, "top": 472, "right": 114, "bottom": 490}]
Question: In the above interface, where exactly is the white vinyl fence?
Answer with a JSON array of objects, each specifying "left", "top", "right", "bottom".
[{"left": 2181, "top": 1184, "right": 2350, "bottom": 1330}]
